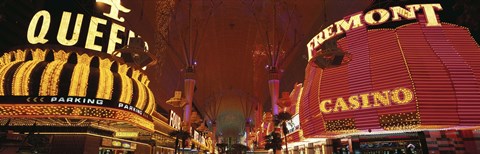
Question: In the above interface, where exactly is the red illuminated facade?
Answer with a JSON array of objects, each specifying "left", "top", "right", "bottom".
[
  {"left": 297, "top": 2, "right": 480, "bottom": 153},
  {"left": 302, "top": 15, "right": 480, "bottom": 136}
]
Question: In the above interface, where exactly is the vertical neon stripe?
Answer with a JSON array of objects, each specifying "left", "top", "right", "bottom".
[
  {"left": 131, "top": 70, "right": 146, "bottom": 109},
  {"left": 0, "top": 52, "right": 13, "bottom": 67},
  {"left": 96, "top": 58, "right": 114, "bottom": 99},
  {"left": 145, "top": 89, "right": 156, "bottom": 114},
  {"left": 68, "top": 53, "right": 92, "bottom": 97},
  {"left": 12, "top": 61, "right": 42, "bottom": 95},
  {"left": 0, "top": 61, "right": 22, "bottom": 95},
  {"left": 395, "top": 32, "right": 422, "bottom": 127},
  {"left": 39, "top": 61, "right": 66, "bottom": 96},
  {"left": 118, "top": 64, "right": 133, "bottom": 104}
]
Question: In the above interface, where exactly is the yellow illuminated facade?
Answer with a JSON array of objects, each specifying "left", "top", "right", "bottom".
[
  {"left": 0, "top": 104, "right": 154, "bottom": 131},
  {"left": 69, "top": 53, "right": 93, "bottom": 97},
  {"left": 97, "top": 58, "right": 114, "bottom": 99},
  {"left": 0, "top": 48, "right": 156, "bottom": 131}
]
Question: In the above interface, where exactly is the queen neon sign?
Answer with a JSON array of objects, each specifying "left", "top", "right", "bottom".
[{"left": 26, "top": 0, "right": 148, "bottom": 57}]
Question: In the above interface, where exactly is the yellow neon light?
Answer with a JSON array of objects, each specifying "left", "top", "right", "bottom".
[
  {"left": 97, "top": 58, "right": 114, "bottom": 99},
  {"left": 0, "top": 61, "right": 22, "bottom": 96},
  {"left": 140, "top": 75, "right": 148, "bottom": 85},
  {"left": 132, "top": 70, "right": 147, "bottom": 109},
  {"left": 318, "top": 87, "right": 414, "bottom": 114},
  {"left": 31, "top": 49, "right": 47, "bottom": 61},
  {"left": 85, "top": 16, "right": 107, "bottom": 51},
  {"left": 107, "top": 23, "right": 125, "bottom": 55},
  {"left": 57, "top": 12, "right": 84, "bottom": 46},
  {"left": 39, "top": 61, "right": 66, "bottom": 96},
  {"left": 114, "top": 132, "right": 139, "bottom": 138},
  {"left": 0, "top": 52, "right": 12, "bottom": 67},
  {"left": 0, "top": 104, "right": 154, "bottom": 131},
  {"left": 27, "top": 10, "right": 50, "bottom": 44},
  {"left": 53, "top": 50, "right": 70, "bottom": 61},
  {"left": 0, "top": 49, "right": 157, "bottom": 118},
  {"left": 68, "top": 53, "right": 93, "bottom": 97},
  {"left": 145, "top": 89, "right": 156, "bottom": 114},
  {"left": 14, "top": 49, "right": 27, "bottom": 61},
  {"left": 19, "top": 132, "right": 151, "bottom": 147},
  {"left": 118, "top": 64, "right": 133, "bottom": 104},
  {"left": 12, "top": 61, "right": 42, "bottom": 95},
  {"left": 364, "top": 9, "right": 391, "bottom": 25},
  {"left": 96, "top": 0, "right": 131, "bottom": 22},
  {"left": 395, "top": 32, "right": 422, "bottom": 127}
]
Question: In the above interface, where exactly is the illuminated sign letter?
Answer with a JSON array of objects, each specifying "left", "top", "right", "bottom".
[
  {"left": 391, "top": 87, "right": 413, "bottom": 104},
  {"left": 307, "top": 42, "right": 315, "bottom": 60},
  {"left": 333, "top": 97, "right": 349, "bottom": 112},
  {"left": 334, "top": 13, "right": 364, "bottom": 35},
  {"left": 349, "top": 95, "right": 360, "bottom": 110},
  {"left": 307, "top": 31, "right": 326, "bottom": 60},
  {"left": 108, "top": 23, "right": 125, "bottom": 56},
  {"left": 57, "top": 12, "right": 84, "bottom": 46},
  {"left": 314, "top": 32, "right": 326, "bottom": 48},
  {"left": 419, "top": 4, "right": 443, "bottom": 27},
  {"left": 85, "top": 17, "right": 107, "bottom": 52},
  {"left": 27, "top": 10, "right": 51, "bottom": 44},
  {"left": 322, "top": 24, "right": 336, "bottom": 42},
  {"left": 319, "top": 99, "right": 332, "bottom": 114},
  {"left": 364, "top": 9, "right": 391, "bottom": 25},
  {"left": 372, "top": 90, "right": 391, "bottom": 107},
  {"left": 97, "top": 100, "right": 104, "bottom": 105},
  {"left": 359, "top": 93, "right": 371, "bottom": 108},
  {"left": 97, "top": 0, "right": 131, "bottom": 22},
  {"left": 390, "top": 5, "right": 420, "bottom": 21}
]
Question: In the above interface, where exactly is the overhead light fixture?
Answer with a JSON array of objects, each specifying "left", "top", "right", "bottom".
[
  {"left": 309, "top": 40, "right": 351, "bottom": 69},
  {"left": 166, "top": 91, "right": 186, "bottom": 108},
  {"left": 115, "top": 37, "right": 157, "bottom": 69}
]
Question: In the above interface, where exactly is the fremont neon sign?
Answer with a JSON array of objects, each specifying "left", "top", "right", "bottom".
[
  {"left": 319, "top": 87, "right": 413, "bottom": 114},
  {"left": 307, "top": 3, "right": 443, "bottom": 60}
]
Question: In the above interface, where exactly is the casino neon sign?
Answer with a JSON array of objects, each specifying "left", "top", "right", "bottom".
[
  {"left": 307, "top": 3, "right": 443, "bottom": 60},
  {"left": 319, "top": 87, "right": 413, "bottom": 114}
]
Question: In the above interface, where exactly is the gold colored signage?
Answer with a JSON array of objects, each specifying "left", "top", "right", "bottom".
[
  {"left": 114, "top": 132, "right": 139, "bottom": 138},
  {"left": 319, "top": 87, "right": 413, "bottom": 114},
  {"left": 307, "top": 3, "right": 443, "bottom": 60},
  {"left": 97, "top": 0, "right": 131, "bottom": 22},
  {"left": 26, "top": 0, "right": 147, "bottom": 57}
]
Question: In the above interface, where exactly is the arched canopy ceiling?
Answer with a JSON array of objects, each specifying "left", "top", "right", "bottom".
[{"left": 145, "top": 0, "right": 371, "bottom": 138}]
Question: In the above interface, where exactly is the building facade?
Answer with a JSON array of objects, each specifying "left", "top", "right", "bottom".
[{"left": 287, "top": 1, "right": 480, "bottom": 154}]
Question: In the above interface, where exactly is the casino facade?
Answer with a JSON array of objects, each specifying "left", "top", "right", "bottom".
[
  {"left": 0, "top": 1, "right": 211, "bottom": 154},
  {"left": 281, "top": 1, "right": 480, "bottom": 154},
  {"left": 1, "top": 0, "right": 480, "bottom": 154}
]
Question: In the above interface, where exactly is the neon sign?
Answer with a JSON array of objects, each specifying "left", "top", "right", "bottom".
[
  {"left": 0, "top": 96, "right": 149, "bottom": 119},
  {"left": 307, "top": 3, "right": 443, "bottom": 60},
  {"left": 319, "top": 87, "right": 413, "bottom": 114},
  {"left": 26, "top": 0, "right": 147, "bottom": 56},
  {"left": 286, "top": 114, "right": 300, "bottom": 134},
  {"left": 169, "top": 110, "right": 182, "bottom": 130}
]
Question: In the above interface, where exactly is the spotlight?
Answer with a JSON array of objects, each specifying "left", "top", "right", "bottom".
[{"left": 308, "top": 40, "right": 351, "bottom": 69}]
